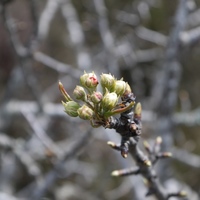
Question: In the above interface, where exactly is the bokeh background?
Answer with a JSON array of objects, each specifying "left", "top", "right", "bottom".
[{"left": 0, "top": 0, "right": 200, "bottom": 199}]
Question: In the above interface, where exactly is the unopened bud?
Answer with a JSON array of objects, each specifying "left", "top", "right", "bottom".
[
  {"left": 179, "top": 191, "right": 187, "bottom": 197},
  {"left": 121, "top": 151, "right": 128, "bottom": 158},
  {"left": 156, "top": 136, "right": 162, "bottom": 144},
  {"left": 143, "top": 178, "right": 150, "bottom": 186},
  {"left": 100, "top": 73, "right": 115, "bottom": 92},
  {"left": 144, "top": 159, "right": 151, "bottom": 167},
  {"left": 121, "top": 83, "right": 133, "bottom": 101},
  {"left": 102, "top": 92, "right": 118, "bottom": 111},
  {"left": 111, "top": 170, "right": 120, "bottom": 177},
  {"left": 90, "top": 91, "right": 103, "bottom": 103},
  {"left": 113, "top": 80, "right": 126, "bottom": 96},
  {"left": 107, "top": 141, "right": 116, "bottom": 148},
  {"left": 77, "top": 105, "right": 94, "bottom": 120},
  {"left": 73, "top": 85, "right": 87, "bottom": 101},
  {"left": 59, "top": 81, "right": 72, "bottom": 102},
  {"left": 80, "top": 72, "right": 98, "bottom": 90},
  {"left": 161, "top": 152, "right": 172, "bottom": 157},
  {"left": 134, "top": 102, "right": 142, "bottom": 118},
  {"left": 62, "top": 101, "right": 81, "bottom": 117},
  {"left": 124, "top": 82, "right": 132, "bottom": 94},
  {"left": 143, "top": 141, "right": 151, "bottom": 153}
]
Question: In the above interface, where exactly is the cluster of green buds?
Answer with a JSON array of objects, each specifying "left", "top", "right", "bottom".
[{"left": 59, "top": 72, "right": 135, "bottom": 127}]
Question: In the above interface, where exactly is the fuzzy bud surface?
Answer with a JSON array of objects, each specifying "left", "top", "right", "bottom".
[
  {"left": 62, "top": 101, "right": 81, "bottom": 117},
  {"left": 113, "top": 80, "right": 126, "bottom": 96},
  {"left": 90, "top": 91, "right": 103, "bottom": 103},
  {"left": 77, "top": 105, "right": 94, "bottom": 120},
  {"left": 73, "top": 85, "right": 87, "bottom": 101},
  {"left": 100, "top": 73, "right": 115, "bottom": 92},
  {"left": 80, "top": 72, "right": 98, "bottom": 89},
  {"left": 102, "top": 92, "right": 118, "bottom": 111}
]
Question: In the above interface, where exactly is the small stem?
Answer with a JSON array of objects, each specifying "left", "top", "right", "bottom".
[{"left": 84, "top": 100, "right": 94, "bottom": 110}]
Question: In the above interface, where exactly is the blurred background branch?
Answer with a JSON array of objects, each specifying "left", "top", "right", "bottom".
[{"left": 0, "top": 0, "right": 200, "bottom": 199}]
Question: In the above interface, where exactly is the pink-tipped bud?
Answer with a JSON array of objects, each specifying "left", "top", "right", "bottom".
[
  {"left": 73, "top": 85, "right": 87, "bottom": 101},
  {"left": 77, "top": 105, "right": 94, "bottom": 120},
  {"left": 80, "top": 72, "right": 98, "bottom": 89},
  {"left": 100, "top": 73, "right": 116, "bottom": 92},
  {"left": 90, "top": 91, "right": 103, "bottom": 103},
  {"left": 62, "top": 101, "right": 81, "bottom": 117},
  {"left": 113, "top": 80, "right": 126, "bottom": 96},
  {"left": 102, "top": 92, "right": 118, "bottom": 111}
]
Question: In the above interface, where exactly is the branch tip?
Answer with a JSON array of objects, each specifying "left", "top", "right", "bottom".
[
  {"left": 58, "top": 81, "right": 72, "bottom": 102},
  {"left": 111, "top": 170, "right": 120, "bottom": 177},
  {"left": 144, "top": 159, "right": 152, "bottom": 167},
  {"left": 143, "top": 178, "right": 150, "bottom": 187},
  {"left": 179, "top": 190, "right": 187, "bottom": 197},
  {"left": 107, "top": 141, "right": 115, "bottom": 147},
  {"left": 121, "top": 152, "right": 128, "bottom": 158},
  {"left": 168, "top": 190, "right": 187, "bottom": 198},
  {"left": 162, "top": 152, "right": 172, "bottom": 158},
  {"left": 156, "top": 136, "right": 162, "bottom": 144},
  {"left": 143, "top": 140, "right": 151, "bottom": 153}
]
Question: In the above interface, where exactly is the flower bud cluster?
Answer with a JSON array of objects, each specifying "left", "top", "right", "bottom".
[{"left": 59, "top": 72, "right": 134, "bottom": 127}]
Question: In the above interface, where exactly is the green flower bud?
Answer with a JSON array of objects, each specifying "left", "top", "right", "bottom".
[
  {"left": 113, "top": 80, "right": 126, "bottom": 96},
  {"left": 121, "top": 83, "right": 132, "bottom": 101},
  {"left": 80, "top": 72, "right": 98, "bottom": 90},
  {"left": 102, "top": 92, "right": 118, "bottom": 111},
  {"left": 90, "top": 91, "right": 103, "bottom": 103},
  {"left": 124, "top": 83, "right": 132, "bottom": 94},
  {"left": 77, "top": 105, "right": 94, "bottom": 120},
  {"left": 62, "top": 101, "right": 81, "bottom": 117},
  {"left": 80, "top": 73, "right": 88, "bottom": 86},
  {"left": 73, "top": 85, "right": 87, "bottom": 101},
  {"left": 134, "top": 102, "right": 142, "bottom": 116},
  {"left": 100, "top": 73, "right": 116, "bottom": 92}
]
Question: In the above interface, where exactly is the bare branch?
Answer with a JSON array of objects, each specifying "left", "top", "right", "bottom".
[
  {"left": 150, "top": 0, "right": 188, "bottom": 111},
  {"left": 93, "top": 0, "right": 119, "bottom": 75},
  {"left": 135, "top": 26, "right": 167, "bottom": 46},
  {"left": 38, "top": 0, "right": 61, "bottom": 40},
  {"left": 34, "top": 51, "right": 81, "bottom": 76},
  {"left": 180, "top": 26, "right": 200, "bottom": 47},
  {"left": 172, "top": 147, "right": 200, "bottom": 168},
  {"left": 60, "top": 0, "right": 92, "bottom": 70},
  {"left": 21, "top": 110, "right": 63, "bottom": 157},
  {"left": 30, "top": 128, "right": 93, "bottom": 200},
  {"left": 1, "top": 5, "right": 43, "bottom": 111}
]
